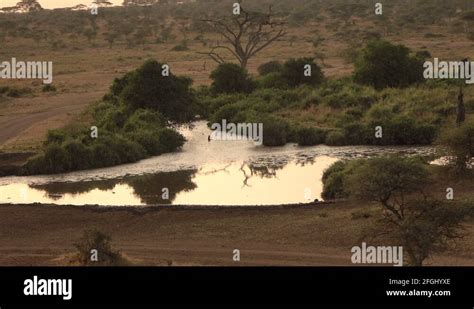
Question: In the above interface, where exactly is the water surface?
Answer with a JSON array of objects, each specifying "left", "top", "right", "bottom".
[{"left": 0, "top": 122, "right": 436, "bottom": 206}]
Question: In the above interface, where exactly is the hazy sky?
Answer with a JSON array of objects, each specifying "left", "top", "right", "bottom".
[{"left": 0, "top": 0, "right": 123, "bottom": 9}]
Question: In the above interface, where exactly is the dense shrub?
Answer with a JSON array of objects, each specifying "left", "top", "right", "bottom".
[
  {"left": 325, "top": 130, "right": 347, "bottom": 146},
  {"left": 322, "top": 156, "right": 429, "bottom": 200},
  {"left": 62, "top": 139, "right": 93, "bottom": 170},
  {"left": 257, "top": 72, "right": 288, "bottom": 89},
  {"left": 25, "top": 101, "right": 185, "bottom": 175},
  {"left": 123, "top": 109, "right": 167, "bottom": 132},
  {"left": 210, "top": 63, "right": 255, "bottom": 94},
  {"left": 295, "top": 127, "right": 327, "bottom": 146},
  {"left": 118, "top": 60, "right": 197, "bottom": 122},
  {"left": 344, "top": 156, "right": 429, "bottom": 201},
  {"left": 323, "top": 84, "right": 377, "bottom": 109},
  {"left": 353, "top": 40, "right": 425, "bottom": 89},
  {"left": 156, "top": 128, "right": 187, "bottom": 153},
  {"left": 341, "top": 122, "right": 371, "bottom": 145},
  {"left": 258, "top": 61, "right": 283, "bottom": 76},
  {"left": 280, "top": 58, "right": 324, "bottom": 88},
  {"left": 322, "top": 160, "right": 349, "bottom": 199},
  {"left": 262, "top": 117, "right": 289, "bottom": 146},
  {"left": 368, "top": 116, "right": 437, "bottom": 145},
  {"left": 202, "top": 75, "right": 457, "bottom": 149},
  {"left": 73, "top": 229, "right": 128, "bottom": 266},
  {"left": 438, "top": 119, "right": 474, "bottom": 173},
  {"left": 45, "top": 129, "right": 68, "bottom": 145}
]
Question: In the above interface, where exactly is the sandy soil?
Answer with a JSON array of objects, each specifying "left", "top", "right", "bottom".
[{"left": 0, "top": 202, "right": 472, "bottom": 266}]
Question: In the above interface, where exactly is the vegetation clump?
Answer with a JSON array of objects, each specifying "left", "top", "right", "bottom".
[
  {"left": 72, "top": 229, "right": 129, "bottom": 266},
  {"left": 24, "top": 60, "right": 191, "bottom": 175},
  {"left": 322, "top": 156, "right": 469, "bottom": 266}
]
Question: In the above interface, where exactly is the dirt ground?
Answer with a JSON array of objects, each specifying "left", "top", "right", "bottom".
[{"left": 0, "top": 201, "right": 472, "bottom": 266}]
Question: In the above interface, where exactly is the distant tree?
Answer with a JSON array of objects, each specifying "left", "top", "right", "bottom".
[
  {"left": 353, "top": 40, "right": 424, "bottom": 89},
  {"left": 200, "top": 3, "right": 286, "bottom": 69}
]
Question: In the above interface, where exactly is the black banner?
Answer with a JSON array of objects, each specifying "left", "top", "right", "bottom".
[{"left": 0, "top": 267, "right": 472, "bottom": 307}]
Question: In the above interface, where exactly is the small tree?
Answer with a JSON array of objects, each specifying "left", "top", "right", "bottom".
[
  {"left": 345, "top": 156, "right": 428, "bottom": 222},
  {"left": 344, "top": 156, "right": 466, "bottom": 266},
  {"left": 393, "top": 200, "right": 466, "bottom": 266}
]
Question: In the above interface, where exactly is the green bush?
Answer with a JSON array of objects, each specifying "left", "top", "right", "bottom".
[
  {"left": 280, "top": 58, "right": 324, "bottom": 88},
  {"left": 325, "top": 130, "right": 347, "bottom": 146},
  {"left": 262, "top": 117, "right": 289, "bottom": 146},
  {"left": 128, "top": 130, "right": 162, "bottom": 155},
  {"left": 322, "top": 161, "right": 348, "bottom": 199},
  {"left": 353, "top": 40, "right": 425, "bottom": 89},
  {"left": 257, "top": 72, "right": 288, "bottom": 89},
  {"left": 90, "top": 141, "right": 121, "bottom": 167},
  {"left": 295, "top": 127, "right": 327, "bottom": 146},
  {"left": 119, "top": 60, "right": 197, "bottom": 122},
  {"left": 208, "top": 102, "right": 248, "bottom": 125},
  {"left": 63, "top": 139, "right": 92, "bottom": 170},
  {"left": 157, "top": 128, "right": 186, "bottom": 153},
  {"left": 258, "top": 60, "right": 283, "bottom": 76},
  {"left": 344, "top": 156, "right": 429, "bottom": 202},
  {"left": 341, "top": 122, "right": 371, "bottom": 145},
  {"left": 40, "top": 143, "right": 71, "bottom": 174},
  {"left": 45, "top": 129, "right": 68, "bottom": 145},
  {"left": 368, "top": 116, "right": 437, "bottom": 145},
  {"left": 123, "top": 109, "right": 167, "bottom": 132},
  {"left": 438, "top": 119, "right": 474, "bottom": 173},
  {"left": 210, "top": 63, "right": 255, "bottom": 94}
]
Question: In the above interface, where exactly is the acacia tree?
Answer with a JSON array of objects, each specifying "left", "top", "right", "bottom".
[
  {"left": 344, "top": 156, "right": 467, "bottom": 266},
  {"left": 200, "top": 2, "right": 286, "bottom": 69}
]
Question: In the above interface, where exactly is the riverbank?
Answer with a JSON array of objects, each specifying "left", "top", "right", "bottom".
[{"left": 1, "top": 201, "right": 473, "bottom": 266}]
